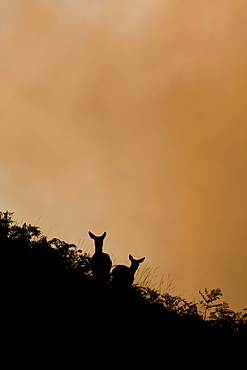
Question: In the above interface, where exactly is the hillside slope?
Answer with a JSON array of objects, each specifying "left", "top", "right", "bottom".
[{"left": 1, "top": 211, "right": 246, "bottom": 366}]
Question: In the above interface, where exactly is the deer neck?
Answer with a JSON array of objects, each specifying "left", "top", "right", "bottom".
[
  {"left": 95, "top": 245, "right": 103, "bottom": 254},
  {"left": 129, "top": 265, "right": 137, "bottom": 274}
]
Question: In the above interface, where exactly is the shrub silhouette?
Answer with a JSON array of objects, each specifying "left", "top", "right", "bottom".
[{"left": 1, "top": 211, "right": 246, "bottom": 364}]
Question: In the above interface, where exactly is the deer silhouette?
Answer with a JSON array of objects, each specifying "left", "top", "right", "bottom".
[
  {"left": 89, "top": 231, "right": 112, "bottom": 280},
  {"left": 111, "top": 254, "right": 145, "bottom": 288}
]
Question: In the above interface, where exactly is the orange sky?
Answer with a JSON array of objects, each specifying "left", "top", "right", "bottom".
[{"left": 1, "top": 0, "right": 247, "bottom": 311}]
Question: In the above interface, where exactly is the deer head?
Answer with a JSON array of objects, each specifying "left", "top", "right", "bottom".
[
  {"left": 88, "top": 231, "right": 107, "bottom": 253},
  {"left": 129, "top": 254, "right": 145, "bottom": 273}
]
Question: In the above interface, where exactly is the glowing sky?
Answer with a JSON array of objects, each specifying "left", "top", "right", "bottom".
[{"left": 1, "top": 0, "right": 247, "bottom": 310}]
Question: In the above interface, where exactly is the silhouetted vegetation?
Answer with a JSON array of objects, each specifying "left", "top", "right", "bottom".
[{"left": 2, "top": 211, "right": 246, "bottom": 364}]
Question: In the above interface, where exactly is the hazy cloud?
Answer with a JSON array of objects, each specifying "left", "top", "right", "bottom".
[{"left": 1, "top": 0, "right": 247, "bottom": 309}]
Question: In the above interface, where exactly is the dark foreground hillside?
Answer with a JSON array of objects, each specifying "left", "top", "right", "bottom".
[{"left": 1, "top": 212, "right": 246, "bottom": 366}]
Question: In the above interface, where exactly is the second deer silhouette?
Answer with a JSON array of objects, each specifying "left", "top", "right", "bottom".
[
  {"left": 112, "top": 254, "right": 145, "bottom": 288},
  {"left": 89, "top": 231, "right": 112, "bottom": 280}
]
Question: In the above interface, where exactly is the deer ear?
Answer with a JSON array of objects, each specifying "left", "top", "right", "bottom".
[
  {"left": 89, "top": 231, "right": 96, "bottom": 240},
  {"left": 139, "top": 257, "right": 145, "bottom": 263},
  {"left": 129, "top": 254, "right": 134, "bottom": 262},
  {"left": 102, "top": 232, "right": 107, "bottom": 239}
]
